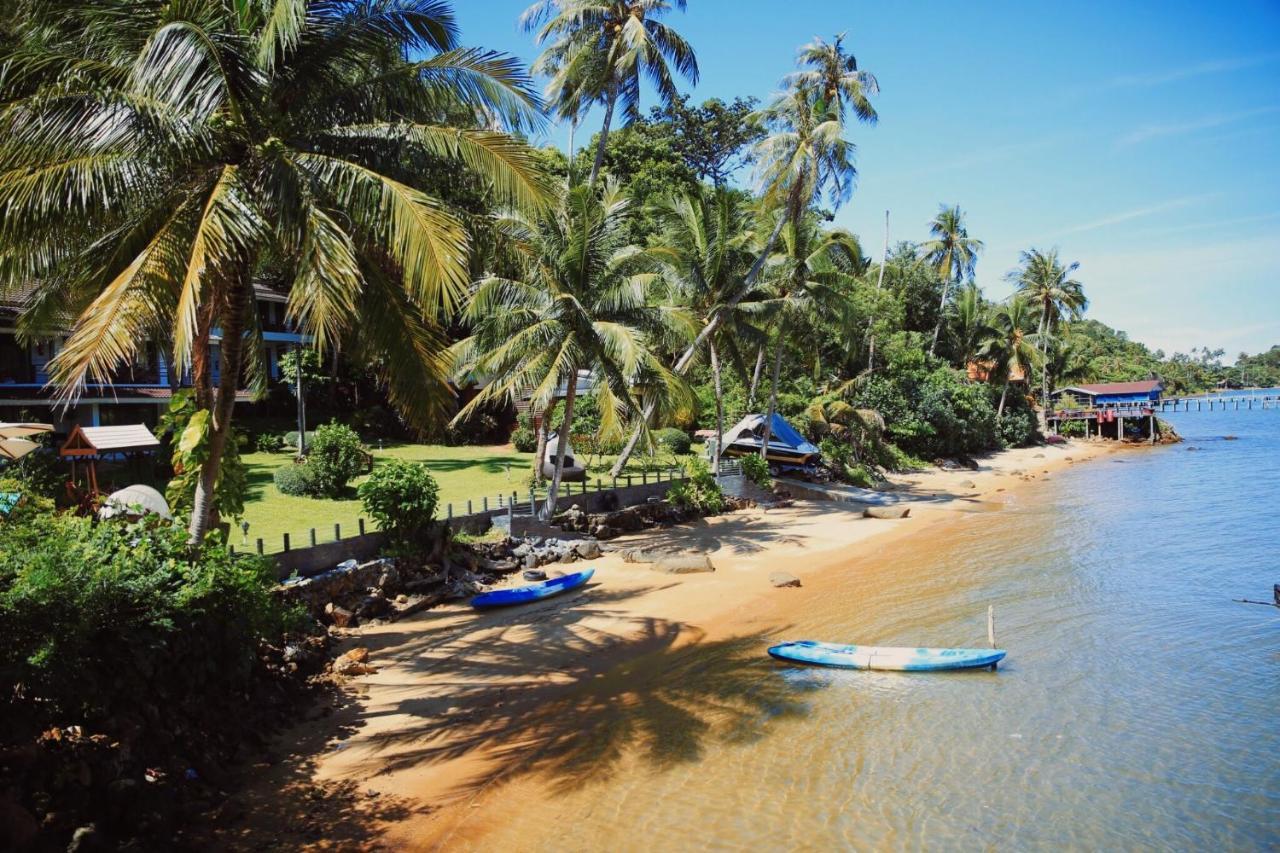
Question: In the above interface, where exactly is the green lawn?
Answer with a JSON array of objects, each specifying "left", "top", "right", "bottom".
[{"left": 238, "top": 443, "right": 696, "bottom": 553}]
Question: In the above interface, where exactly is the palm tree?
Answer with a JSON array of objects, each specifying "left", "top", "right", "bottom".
[
  {"left": 785, "top": 32, "right": 879, "bottom": 124},
  {"left": 1009, "top": 248, "right": 1087, "bottom": 425},
  {"left": 756, "top": 215, "right": 863, "bottom": 459},
  {"left": 951, "top": 282, "right": 992, "bottom": 367},
  {"left": 453, "top": 180, "right": 694, "bottom": 520},
  {"left": 921, "top": 205, "right": 983, "bottom": 356},
  {"left": 981, "top": 297, "right": 1040, "bottom": 419},
  {"left": 523, "top": 0, "right": 698, "bottom": 186},
  {"left": 0, "top": 0, "right": 550, "bottom": 542},
  {"left": 646, "top": 187, "right": 762, "bottom": 475},
  {"left": 608, "top": 36, "right": 877, "bottom": 476}
]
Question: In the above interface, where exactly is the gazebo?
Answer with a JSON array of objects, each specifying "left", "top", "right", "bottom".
[{"left": 59, "top": 424, "right": 161, "bottom": 493}]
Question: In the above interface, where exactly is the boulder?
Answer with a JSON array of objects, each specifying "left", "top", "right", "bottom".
[
  {"left": 769, "top": 572, "right": 801, "bottom": 588},
  {"left": 651, "top": 554, "right": 715, "bottom": 574},
  {"left": 325, "top": 603, "right": 355, "bottom": 628},
  {"left": 573, "top": 540, "right": 602, "bottom": 560},
  {"left": 333, "top": 647, "right": 377, "bottom": 676},
  {"left": 864, "top": 506, "right": 910, "bottom": 519},
  {"left": 621, "top": 548, "right": 661, "bottom": 564}
]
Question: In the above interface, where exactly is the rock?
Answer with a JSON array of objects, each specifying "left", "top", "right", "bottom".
[
  {"left": 325, "top": 603, "right": 355, "bottom": 628},
  {"left": 0, "top": 800, "right": 38, "bottom": 849},
  {"left": 1034, "top": 453, "right": 1045, "bottom": 458},
  {"left": 958, "top": 480, "right": 976, "bottom": 488},
  {"left": 651, "top": 554, "right": 715, "bottom": 574},
  {"left": 376, "top": 566, "right": 400, "bottom": 591},
  {"left": 523, "top": 553, "right": 539, "bottom": 569},
  {"left": 343, "top": 647, "right": 370, "bottom": 664},
  {"left": 1223, "top": 435, "right": 1239, "bottom": 441},
  {"left": 333, "top": 648, "right": 376, "bottom": 676},
  {"left": 356, "top": 592, "right": 389, "bottom": 618},
  {"left": 523, "top": 569, "right": 547, "bottom": 582},
  {"left": 621, "top": 548, "right": 661, "bottom": 564},
  {"left": 66, "top": 823, "right": 105, "bottom": 853},
  {"left": 864, "top": 506, "right": 910, "bottom": 519},
  {"left": 1186, "top": 446, "right": 1199, "bottom": 451},
  {"left": 573, "top": 540, "right": 602, "bottom": 560},
  {"left": 769, "top": 572, "right": 801, "bottom": 588}
]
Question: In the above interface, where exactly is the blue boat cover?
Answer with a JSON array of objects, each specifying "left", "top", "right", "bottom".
[{"left": 765, "top": 413, "right": 821, "bottom": 455}]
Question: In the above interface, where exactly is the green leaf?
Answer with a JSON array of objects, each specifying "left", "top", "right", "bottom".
[{"left": 179, "top": 409, "right": 211, "bottom": 454}]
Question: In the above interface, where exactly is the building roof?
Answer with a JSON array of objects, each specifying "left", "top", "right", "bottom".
[
  {"left": 60, "top": 424, "right": 160, "bottom": 456},
  {"left": 1057, "top": 379, "right": 1163, "bottom": 396}
]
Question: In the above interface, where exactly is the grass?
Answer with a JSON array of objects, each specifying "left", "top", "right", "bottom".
[{"left": 237, "top": 442, "right": 696, "bottom": 554}]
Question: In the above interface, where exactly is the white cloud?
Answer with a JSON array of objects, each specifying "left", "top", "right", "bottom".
[
  {"left": 1117, "top": 105, "right": 1280, "bottom": 146},
  {"left": 1106, "top": 52, "right": 1280, "bottom": 89}
]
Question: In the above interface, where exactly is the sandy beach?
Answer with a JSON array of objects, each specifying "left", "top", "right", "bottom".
[{"left": 210, "top": 439, "right": 1118, "bottom": 850}]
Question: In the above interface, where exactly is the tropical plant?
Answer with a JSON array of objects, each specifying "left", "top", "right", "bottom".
[
  {"left": 452, "top": 180, "right": 694, "bottom": 520},
  {"left": 784, "top": 32, "right": 879, "bottom": 125},
  {"left": 654, "top": 427, "right": 692, "bottom": 456},
  {"left": 757, "top": 215, "right": 864, "bottom": 458},
  {"left": 666, "top": 457, "right": 724, "bottom": 514},
  {"left": 523, "top": 0, "right": 699, "bottom": 185},
  {"left": 305, "top": 421, "right": 365, "bottom": 497},
  {"left": 607, "top": 34, "right": 878, "bottom": 475},
  {"left": 358, "top": 459, "right": 439, "bottom": 547},
  {"left": 0, "top": 0, "right": 550, "bottom": 542},
  {"left": 921, "top": 205, "right": 984, "bottom": 355},
  {"left": 1008, "top": 248, "right": 1087, "bottom": 424},
  {"left": 951, "top": 282, "right": 992, "bottom": 367},
  {"left": 157, "top": 390, "right": 249, "bottom": 528},
  {"left": 981, "top": 296, "right": 1041, "bottom": 419},
  {"left": 739, "top": 453, "right": 772, "bottom": 490}
]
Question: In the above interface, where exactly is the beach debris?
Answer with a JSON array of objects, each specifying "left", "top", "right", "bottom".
[
  {"left": 864, "top": 506, "right": 910, "bottom": 519},
  {"left": 523, "top": 569, "right": 547, "bottom": 581},
  {"left": 651, "top": 554, "right": 715, "bottom": 574},
  {"left": 769, "top": 572, "right": 802, "bottom": 588},
  {"left": 1232, "top": 584, "right": 1280, "bottom": 609}
]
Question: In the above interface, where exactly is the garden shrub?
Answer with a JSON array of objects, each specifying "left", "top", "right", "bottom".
[
  {"left": 0, "top": 441, "right": 62, "bottom": 499},
  {"left": 253, "top": 431, "right": 288, "bottom": 453},
  {"left": 655, "top": 427, "right": 692, "bottom": 456},
  {"left": 305, "top": 422, "right": 366, "bottom": 497},
  {"left": 667, "top": 457, "right": 724, "bottom": 515},
  {"left": 740, "top": 453, "right": 772, "bottom": 490},
  {"left": 358, "top": 459, "right": 438, "bottom": 546},
  {"left": 997, "top": 400, "right": 1041, "bottom": 447},
  {"left": 0, "top": 513, "right": 297, "bottom": 728},
  {"left": 273, "top": 462, "right": 316, "bottom": 496},
  {"left": 510, "top": 412, "right": 538, "bottom": 452},
  {"left": 284, "top": 430, "right": 318, "bottom": 452},
  {"left": 1058, "top": 419, "right": 1086, "bottom": 438}
]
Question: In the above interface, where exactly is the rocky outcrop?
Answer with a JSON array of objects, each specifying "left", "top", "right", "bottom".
[
  {"left": 651, "top": 554, "right": 715, "bottom": 574},
  {"left": 864, "top": 506, "right": 911, "bottom": 519},
  {"left": 769, "top": 572, "right": 801, "bottom": 588}
]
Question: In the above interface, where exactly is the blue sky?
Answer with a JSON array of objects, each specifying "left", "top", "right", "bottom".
[{"left": 455, "top": 1, "right": 1280, "bottom": 359}]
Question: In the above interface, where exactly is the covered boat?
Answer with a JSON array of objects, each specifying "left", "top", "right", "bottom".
[
  {"left": 540, "top": 431, "right": 587, "bottom": 481},
  {"left": 719, "top": 413, "right": 821, "bottom": 470}
]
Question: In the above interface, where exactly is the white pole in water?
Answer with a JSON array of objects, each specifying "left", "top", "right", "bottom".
[{"left": 987, "top": 605, "right": 998, "bottom": 670}]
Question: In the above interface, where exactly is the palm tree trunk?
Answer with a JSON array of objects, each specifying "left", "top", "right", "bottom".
[
  {"left": 746, "top": 345, "right": 765, "bottom": 410},
  {"left": 188, "top": 277, "right": 249, "bottom": 544},
  {"left": 532, "top": 399, "right": 556, "bottom": 483},
  {"left": 868, "top": 209, "right": 888, "bottom": 371},
  {"left": 1036, "top": 312, "right": 1049, "bottom": 431},
  {"left": 608, "top": 211, "right": 790, "bottom": 477},
  {"left": 709, "top": 340, "right": 724, "bottom": 478},
  {"left": 930, "top": 277, "right": 951, "bottom": 356},
  {"left": 588, "top": 82, "right": 618, "bottom": 188},
  {"left": 997, "top": 380, "right": 1009, "bottom": 420},
  {"left": 541, "top": 375, "right": 577, "bottom": 521},
  {"left": 759, "top": 325, "right": 787, "bottom": 461}
]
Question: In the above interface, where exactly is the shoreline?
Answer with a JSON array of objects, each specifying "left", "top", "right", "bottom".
[{"left": 210, "top": 438, "right": 1122, "bottom": 849}]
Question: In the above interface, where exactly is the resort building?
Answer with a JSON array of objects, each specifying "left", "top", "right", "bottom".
[
  {"left": 0, "top": 285, "right": 305, "bottom": 432},
  {"left": 1049, "top": 379, "right": 1164, "bottom": 441}
]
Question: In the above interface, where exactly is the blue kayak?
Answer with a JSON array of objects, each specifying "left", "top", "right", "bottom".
[
  {"left": 471, "top": 569, "right": 595, "bottom": 609},
  {"left": 768, "top": 640, "right": 1005, "bottom": 671}
]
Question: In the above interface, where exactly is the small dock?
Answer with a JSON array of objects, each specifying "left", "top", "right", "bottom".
[{"left": 1049, "top": 381, "right": 1276, "bottom": 443}]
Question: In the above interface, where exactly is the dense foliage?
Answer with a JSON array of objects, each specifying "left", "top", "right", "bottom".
[
  {"left": 667, "top": 458, "right": 725, "bottom": 514},
  {"left": 0, "top": 514, "right": 296, "bottom": 729},
  {"left": 358, "top": 460, "right": 440, "bottom": 547},
  {"left": 157, "top": 390, "right": 249, "bottom": 526},
  {"left": 655, "top": 427, "right": 693, "bottom": 456},
  {"left": 273, "top": 462, "right": 317, "bottom": 497}
]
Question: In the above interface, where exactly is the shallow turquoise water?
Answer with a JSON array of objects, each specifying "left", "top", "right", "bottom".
[{"left": 474, "top": 401, "right": 1280, "bottom": 851}]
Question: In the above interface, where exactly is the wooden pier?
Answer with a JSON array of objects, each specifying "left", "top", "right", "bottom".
[{"left": 1154, "top": 394, "right": 1279, "bottom": 413}]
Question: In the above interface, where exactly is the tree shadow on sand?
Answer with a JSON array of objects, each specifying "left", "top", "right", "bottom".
[{"left": 338, "top": 584, "right": 824, "bottom": 798}]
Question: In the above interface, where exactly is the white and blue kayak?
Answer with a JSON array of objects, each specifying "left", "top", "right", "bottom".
[
  {"left": 471, "top": 569, "right": 595, "bottom": 610},
  {"left": 768, "top": 640, "right": 1005, "bottom": 671}
]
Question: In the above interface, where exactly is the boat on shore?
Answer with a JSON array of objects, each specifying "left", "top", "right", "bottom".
[
  {"left": 768, "top": 640, "right": 1005, "bottom": 671},
  {"left": 471, "top": 568, "right": 595, "bottom": 609}
]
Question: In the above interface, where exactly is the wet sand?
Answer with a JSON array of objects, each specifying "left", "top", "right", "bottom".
[{"left": 211, "top": 440, "right": 1116, "bottom": 850}]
